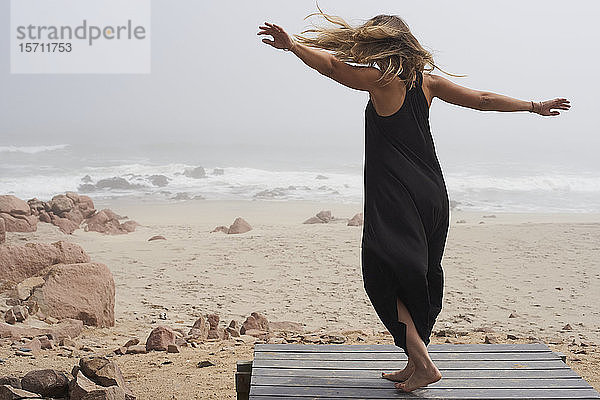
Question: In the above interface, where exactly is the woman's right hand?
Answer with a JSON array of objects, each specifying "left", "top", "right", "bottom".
[
  {"left": 534, "top": 98, "right": 571, "bottom": 116},
  {"left": 258, "top": 22, "right": 296, "bottom": 51}
]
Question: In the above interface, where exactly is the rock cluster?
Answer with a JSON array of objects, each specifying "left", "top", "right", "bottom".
[
  {"left": 211, "top": 217, "right": 252, "bottom": 234},
  {"left": 303, "top": 210, "right": 364, "bottom": 226},
  {"left": 0, "top": 193, "right": 139, "bottom": 236},
  {"left": 0, "top": 357, "right": 134, "bottom": 400},
  {"left": 347, "top": 212, "right": 364, "bottom": 226}
]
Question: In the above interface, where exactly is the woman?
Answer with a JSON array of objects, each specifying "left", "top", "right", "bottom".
[{"left": 257, "top": 11, "right": 570, "bottom": 393}]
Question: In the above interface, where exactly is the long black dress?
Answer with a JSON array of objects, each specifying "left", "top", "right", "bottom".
[{"left": 361, "top": 70, "right": 449, "bottom": 353}]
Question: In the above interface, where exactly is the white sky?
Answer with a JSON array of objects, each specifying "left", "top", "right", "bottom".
[{"left": 0, "top": 0, "right": 598, "bottom": 168}]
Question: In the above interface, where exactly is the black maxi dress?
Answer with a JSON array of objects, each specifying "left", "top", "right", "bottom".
[{"left": 361, "top": 70, "right": 450, "bottom": 353}]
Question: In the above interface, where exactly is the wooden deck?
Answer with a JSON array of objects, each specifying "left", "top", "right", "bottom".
[{"left": 244, "top": 343, "right": 600, "bottom": 399}]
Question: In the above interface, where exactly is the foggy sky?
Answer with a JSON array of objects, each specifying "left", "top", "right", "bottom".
[{"left": 0, "top": 1, "right": 597, "bottom": 168}]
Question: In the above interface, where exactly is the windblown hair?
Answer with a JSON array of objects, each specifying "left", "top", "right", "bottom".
[{"left": 293, "top": 6, "right": 465, "bottom": 90}]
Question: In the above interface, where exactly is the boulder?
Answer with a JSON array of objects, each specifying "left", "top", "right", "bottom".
[
  {"left": 84, "top": 210, "right": 138, "bottom": 235},
  {"left": 61, "top": 209, "right": 85, "bottom": 225},
  {"left": 145, "top": 326, "right": 175, "bottom": 351},
  {"left": 31, "top": 262, "right": 115, "bottom": 327},
  {"left": 207, "top": 327, "right": 229, "bottom": 340},
  {"left": 0, "top": 241, "right": 90, "bottom": 283},
  {"left": 21, "top": 369, "right": 69, "bottom": 398},
  {"left": 50, "top": 194, "right": 74, "bottom": 214},
  {"left": 206, "top": 314, "right": 219, "bottom": 330},
  {"left": 347, "top": 213, "right": 363, "bottom": 226},
  {"left": 0, "top": 195, "right": 30, "bottom": 215},
  {"left": 0, "top": 377, "right": 20, "bottom": 390},
  {"left": 316, "top": 210, "right": 332, "bottom": 222},
  {"left": 240, "top": 312, "right": 269, "bottom": 334},
  {"left": 0, "top": 218, "right": 5, "bottom": 244},
  {"left": 69, "top": 371, "right": 99, "bottom": 400},
  {"left": 228, "top": 217, "right": 252, "bottom": 234},
  {"left": 303, "top": 216, "right": 325, "bottom": 224},
  {"left": 79, "top": 357, "right": 126, "bottom": 388},
  {"left": 50, "top": 215, "right": 79, "bottom": 234},
  {"left": 183, "top": 167, "right": 206, "bottom": 179},
  {"left": 0, "top": 213, "right": 37, "bottom": 233}
]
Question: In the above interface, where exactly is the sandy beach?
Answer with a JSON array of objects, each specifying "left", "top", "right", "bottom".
[{"left": 1, "top": 198, "right": 599, "bottom": 398}]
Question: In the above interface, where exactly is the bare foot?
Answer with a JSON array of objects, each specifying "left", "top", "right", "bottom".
[
  {"left": 394, "top": 363, "right": 442, "bottom": 392},
  {"left": 381, "top": 361, "right": 414, "bottom": 382}
]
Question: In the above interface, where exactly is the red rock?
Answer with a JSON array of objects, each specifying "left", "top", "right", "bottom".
[
  {"left": 10, "top": 306, "right": 28, "bottom": 323},
  {"left": 145, "top": 326, "right": 176, "bottom": 351},
  {"left": 147, "top": 235, "right": 166, "bottom": 241},
  {"left": 22, "top": 337, "right": 42, "bottom": 354},
  {"left": 227, "top": 217, "right": 252, "bottom": 234},
  {"left": 347, "top": 213, "right": 363, "bottom": 226},
  {"left": 50, "top": 215, "right": 79, "bottom": 234},
  {"left": 77, "top": 195, "right": 95, "bottom": 214},
  {"left": 0, "top": 241, "right": 90, "bottom": 283},
  {"left": 0, "top": 212, "right": 37, "bottom": 232},
  {"left": 21, "top": 369, "right": 68, "bottom": 398},
  {"left": 123, "top": 338, "right": 139, "bottom": 347},
  {"left": 225, "top": 326, "right": 240, "bottom": 337},
  {"left": 0, "top": 318, "right": 85, "bottom": 341},
  {"left": 68, "top": 371, "right": 101, "bottom": 400},
  {"left": 240, "top": 312, "right": 269, "bottom": 334},
  {"left": 4, "top": 309, "right": 16, "bottom": 325},
  {"left": 210, "top": 225, "right": 229, "bottom": 233},
  {"left": 120, "top": 221, "right": 139, "bottom": 233},
  {"left": 38, "top": 336, "right": 53, "bottom": 349},
  {"left": 79, "top": 356, "right": 126, "bottom": 388},
  {"left": 0, "top": 376, "right": 21, "bottom": 389},
  {"left": 61, "top": 209, "right": 85, "bottom": 225},
  {"left": 0, "top": 217, "right": 5, "bottom": 244},
  {"left": 15, "top": 276, "right": 45, "bottom": 301},
  {"left": 31, "top": 262, "right": 115, "bottom": 327},
  {"left": 0, "top": 195, "right": 31, "bottom": 215},
  {"left": 207, "top": 327, "right": 229, "bottom": 340},
  {"left": 188, "top": 316, "right": 210, "bottom": 340},
  {"left": 49, "top": 194, "right": 74, "bottom": 214},
  {"left": 84, "top": 210, "right": 136, "bottom": 235}
]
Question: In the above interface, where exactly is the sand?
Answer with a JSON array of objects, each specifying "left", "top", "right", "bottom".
[{"left": 1, "top": 199, "right": 599, "bottom": 398}]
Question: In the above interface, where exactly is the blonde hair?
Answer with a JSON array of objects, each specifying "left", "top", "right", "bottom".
[{"left": 293, "top": 5, "right": 465, "bottom": 89}]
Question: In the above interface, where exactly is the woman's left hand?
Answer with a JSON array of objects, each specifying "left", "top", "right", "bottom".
[{"left": 257, "top": 22, "right": 296, "bottom": 51}]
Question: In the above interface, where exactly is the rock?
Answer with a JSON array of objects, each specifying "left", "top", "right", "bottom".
[
  {"left": 22, "top": 337, "right": 42, "bottom": 354},
  {"left": 50, "top": 215, "right": 80, "bottom": 234},
  {"left": 0, "top": 241, "right": 90, "bottom": 283},
  {"left": 225, "top": 327, "right": 240, "bottom": 337},
  {"left": 61, "top": 209, "right": 85, "bottom": 225},
  {"left": 303, "top": 216, "right": 325, "bottom": 224},
  {"left": 166, "top": 344, "right": 179, "bottom": 353},
  {"left": 15, "top": 277, "right": 45, "bottom": 301},
  {"left": 125, "top": 345, "right": 146, "bottom": 355},
  {"left": 188, "top": 316, "right": 209, "bottom": 340},
  {"left": 3, "top": 310, "right": 16, "bottom": 325},
  {"left": 68, "top": 371, "right": 100, "bottom": 400},
  {"left": 197, "top": 360, "right": 214, "bottom": 368},
  {"left": 21, "top": 369, "right": 69, "bottom": 398},
  {"left": 484, "top": 335, "right": 497, "bottom": 344},
  {"left": 508, "top": 313, "right": 519, "bottom": 318},
  {"left": 456, "top": 219, "right": 466, "bottom": 224},
  {"left": 563, "top": 324, "right": 573, "bottom": 331},
  {"left": 243, "top": 329, "right": 270, "bottom": 339},
  {"left": 212, "top": 168, "right": 224, "bottom": 175},
  {"left": 183, "top": 167, "right": 206, "bottom": 179},
  {"left": 37, "top": 211, "right": 51, "bottom": 224},
  {"left": 207, "top": 327, "right": 229, "bottom": 340},
  {"left": 145, "top": 326, "right": 175, "bottom": 351},
  {"left": 240, "top": 312, "right": 269, "bottom": 334},
  {"left": 316, "top": 210, "right": 332, "bottom": 222},
  {"left": 0, "top": 377, "right": 21, "bottom": 390},
  {"left": 82, "top": 386, "right": 126, "bottom": 399},
  {"left": 227, "top": 217, "right": 252, "bottom": 234},
  {"left": 50, "top": 194, "right": 74, "bottom": 214},
  {"left": 79, "top": 357, "right": 126, "bottom": 388},
  {"left": 83, "top": 210, "right": 137, "bottom": 235},
  {"left": 38, "top": 337, "right": 53, "bottom": 350},
  {"left": 31, "top": 262, "right": 115, "bottom": 327},
  {"left": 507, "top": 334, "right": 518, "bottom": 340},
  {"left": 120, "top": 221, "right": 139, "bottom": 233},
  {"left": 148, "top": 175, "right": 169, "bottom": 187},
  {"left": 0, "top": 385, "right": 41, "bottom": 399},
  {"left": 206, "top": 314, "right": 219, "bottom": 330},
  {"left": 123, "top": 339, "right": 139, "bottom": 347},
  {"left": 0, "top": 318, "right": 83, "bottom": 341},
  {"left": 210, "top": 226, "right": 229, "bottom": 233},
  {"left": 0, "top": 218, "right": 5, "bottom": 244},
  {"left": 0, "top": 195, "right": 31, "bottom": 215},
  {"left": 0, "top": 213, "right": 37, "bottom": 233},
  {"left": 347, "top": 213, "right": 363, "bottom": 226},
  {"left": 60, "top": 337, "right": 78, "bottom": 348},
  {"left": 270, "top": 321, "right": 304, "bottom": 333},
  {"left": 147, "top": 235, "right": 166, "bottom": 242}
]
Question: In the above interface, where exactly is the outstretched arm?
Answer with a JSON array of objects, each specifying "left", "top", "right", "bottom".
[
  {"left": 257, "top": 22, "right": 384, "bottom": 92},
  {"left": 428, "top": 74, "right": 571, "bottom": 116}
]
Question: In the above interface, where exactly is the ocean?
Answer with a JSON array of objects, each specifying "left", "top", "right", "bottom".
[{"left": 1, "top": 143, "right": 598, "bottom": 213}]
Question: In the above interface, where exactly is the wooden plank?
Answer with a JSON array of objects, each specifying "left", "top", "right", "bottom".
[
  {"left": 256, "top": 351, "right": 561, "bottom": 361},
  {"left": 251, "top": 375, "right": 594, "bottom": 389},
  {"left": 255, "top": 343, "right": 552, "bottom": 353},
  {"left": 252, "top": 358, "right": 570, "bottom": 370},
  {"left": 250, "top": 366, "right": 581, "bottom": 379},
  {"left": 249, "top": 386, "right": 600, "bottom": 399}
]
